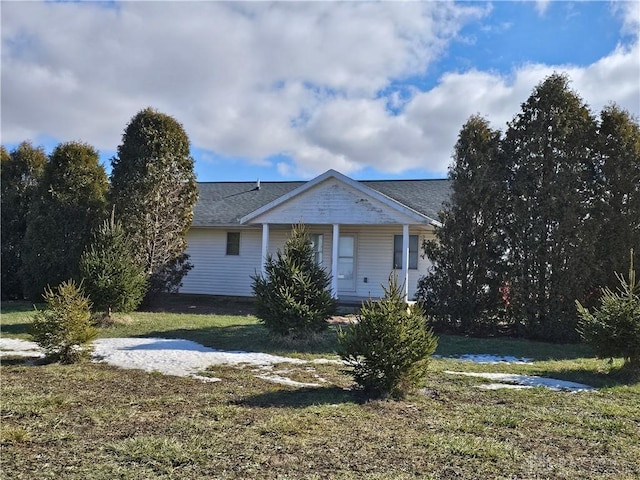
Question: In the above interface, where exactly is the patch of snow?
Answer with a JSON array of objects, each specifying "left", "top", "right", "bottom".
[
  {"left": 191, "top": 375, "right": 222, "bottom": 383},
  {"left": 255, "top": 374, "right": 322, "bottom": 388},
  {"left": 445, "top": 371, "right": 595, "bottom": 392},
  {"left": 478, "top": 383, "right": 533, "bottom": 390},
  {"left": 92, "top": 337, "right": 306, "bottom": 381},
  {"left": 435, "top": 354, "right": 533, "bottom": 364},
  {"left": 0, "top": 337, "right": 595, "bottom": 392},
  {"left": 0, "top": 338, "right": 44, "bottom": 358}
]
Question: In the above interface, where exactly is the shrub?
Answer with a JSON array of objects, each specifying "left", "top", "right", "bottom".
[
  {"left": 252, "top": 224, "right": 336, "bottom": 337},
  {"left": 576, "top": 250, "right": 640, "bottom": 368},
  {"left": 29, "top": 280, "right": 98, "bottom": 363},
  {"left": 80, "top": 214, "right": 147, "bottom": 315},
  {"left": 338, "top": 275, "right": 438, "bottom": 399}
]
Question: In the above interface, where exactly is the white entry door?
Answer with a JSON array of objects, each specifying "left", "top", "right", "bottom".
[{"left": 337, "top": 235, "right": 356, "bottom": 292}]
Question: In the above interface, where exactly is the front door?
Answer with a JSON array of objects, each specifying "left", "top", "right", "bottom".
[{"left": 337, "top": 235, "right": 356, "bottom": 292}]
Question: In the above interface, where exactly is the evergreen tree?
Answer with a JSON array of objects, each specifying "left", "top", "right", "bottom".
[
  {"left": 252, "top": 224, "right": 337, "bottom": 337},
  {"left": 502, "top": 73, "right": 600, "bottom": 341},
  {"left": 595, "top": 105, "right": 640, "bottom": 289},
  {"left": 80, "top": 212, "right": 148, "bottom": 315},
  {"left": 1, "top": 142, "right": 47, "bottom": 299},
  {"left": 339, "top": 275, "right": 438, "bottom": 399},
  {"left": 20, "top": 142, "right": 108, "bottom": 301},
  {"left": 30, "top": 280, "right": 97, "bottom": 364},
  {"left": 418, "top": 115, "right": 507, "bottom": 335},
  {"left": 110, "top": 108, "right": 198, "bottom": 296},
  {"left": 577, "top": 249, "right": 640, "bottom": 369}
]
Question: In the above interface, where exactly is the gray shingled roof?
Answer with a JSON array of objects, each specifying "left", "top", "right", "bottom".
[{"left": 192, "top": 178, "right": 451, "bottom": 227}]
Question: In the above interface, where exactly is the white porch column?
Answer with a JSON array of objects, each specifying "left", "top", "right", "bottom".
[
  {"left": 402, "top": 224, "right": 409, "bottom": 302},
  {"left": 331, "top": 224, "right": 340, "bottom": 298},
  {"left": 261, "top": 223, "right": 269, "bottom": 277}
]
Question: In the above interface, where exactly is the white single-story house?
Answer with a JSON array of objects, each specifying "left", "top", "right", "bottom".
[{"left": 180, "top": 169, "right": 450, "bottom": 302}]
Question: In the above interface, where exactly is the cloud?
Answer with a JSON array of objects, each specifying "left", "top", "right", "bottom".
[
  {"left": 612, "top": 0, "right": 640, "bottom": 38},
  {"left": 1, "top": 1, "right": 638, "bottom": 180},
  {"left": 533, "top": 0, "right": 552, "bottom": 16}
]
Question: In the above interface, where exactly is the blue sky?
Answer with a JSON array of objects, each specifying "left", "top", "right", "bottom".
[{"left": 2, "top": 1, "right": 638, "bottom": 182}]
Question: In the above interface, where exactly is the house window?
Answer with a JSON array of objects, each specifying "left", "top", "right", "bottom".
[
  {"left": 393, "top": 234, "right": 418, "bottom": 269},
  {"left": 310, "top": 234, "right": 323, "bottom": 265},
  {"left": 226, "top": 232, "right": 240, "bottom": 256}
]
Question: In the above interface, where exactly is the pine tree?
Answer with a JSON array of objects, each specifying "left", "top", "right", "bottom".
[
  {"left": 418, "top": 115, "right": 507, "bottom": 335},
  {"left": 577, "top": 249, "right": 640, "bottom": 368},
  {"left": 20, "top": 142, "right": 108, "bottom": 301},
  {"left": 339, "top": 275, "right": 438, "bottom": 399},
  {"left": 1, "top": 142, "right": 47, "bottom": 299},
  {"left": 110, "top": 108, "right": 198, "bottom": 296},
  {"left": 252, "top": 224, "right": 337, "bottom": 337},
  {"left": 30, "top": 280, "right": 97, "bottom": 364},
  {"left": 502, "top": 73, "right": 600, "bottom": 341},
  {"left": 80, "top": 212, "right": 148, "bottom": 315}
]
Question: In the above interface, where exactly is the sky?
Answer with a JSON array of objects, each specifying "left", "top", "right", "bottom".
[{"left": 1, "top": 1, "right": 639, "bottom": 182}]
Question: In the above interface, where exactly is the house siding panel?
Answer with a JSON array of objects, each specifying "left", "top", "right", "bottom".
[
  {"left": 181, "top": 228, "right": 262, "bottom": 296},
  {"left": 181, "top": 225, "right": 436, "bottom": 300},
  {"left": 348, "top": 226, "right": 434, "bottom": 299}
]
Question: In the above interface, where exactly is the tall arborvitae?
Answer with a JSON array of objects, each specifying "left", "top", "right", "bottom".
[
  {"left": 110, "top": 108, "right": 198, "bottom": 297},
  {"left": 595, "top": 105, "right": 640, "bottom": 289},
  {"left": 1, "top": 142, "right": 47, "bottom": 299},
  {"left": 20, "top": 142, "right": 108, "bottom": 301},
  {"left": 418, "top": 115, "right": 507, "bottom": 335},
  {"left": 502, "top": 73, "right": 600, "bottom": 341}
]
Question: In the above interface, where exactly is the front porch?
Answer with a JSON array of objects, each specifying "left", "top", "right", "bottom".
[{"left": 256, "top": 223, "right": 417, "bottom": 301}]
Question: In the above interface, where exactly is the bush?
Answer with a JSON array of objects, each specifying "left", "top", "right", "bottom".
[
  {"left": 80, "top": 214, "right": 147, "bottom": 314},
  {"left": 29, "top": 280, "right": 98, "bottom": 363},
  {"left": 252, "top": 224, "right": 336, "bottom": 337},
  {"left": 576, "top": 250, "right": 640, "bottom": 368},
  {"left": 338, "top": 276, "right": 438, "bottom": 399}
]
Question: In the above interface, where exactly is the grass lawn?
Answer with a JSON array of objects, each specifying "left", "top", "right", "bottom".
[{"left": 1, "top": 299, "right": 639, "bottom": 479}]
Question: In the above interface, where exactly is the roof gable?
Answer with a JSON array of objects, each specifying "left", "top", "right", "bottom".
[
  {"left": 241, "top": 170, "right": 437, "bottom": 225},
  {"left": 192, "top": 170, "right": 450, "bottom": 227}
]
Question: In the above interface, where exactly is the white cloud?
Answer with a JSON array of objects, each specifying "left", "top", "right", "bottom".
[
  {"left": 533, "top": 0, "right": 552, "bottom": 16},
  {"left": 1, "top": 1, "right": 638, "bottom": 179},
  {"left": 612, "top": 0, "right": 640, "bottom": 38}
]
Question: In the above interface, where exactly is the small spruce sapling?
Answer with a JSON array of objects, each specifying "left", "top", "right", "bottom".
[
  {"left": 29, "top": 280, "right": 98, "bottom": 363},
  {"left": 338, "top": 275, "right": 438, "bottom": 399},
  {"left": 576, "top": 249, "right": 640, "bottom": 368},
  {"left": 252, "top": 224, "right": 336, "bottom": 337},
  {"left": 80, "top": 211, "right": 148, "bottom": 316}
]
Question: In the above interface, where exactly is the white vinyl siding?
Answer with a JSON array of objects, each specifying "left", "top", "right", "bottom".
[
  {"left": 250, "top": 178, "right": 422, "bottom": 226},
  {"left": 352, "top": 226, "right": 433, "bottom": 299},
  {"left": 181, "top": 228, "right": 262, "bottom": 297},
  {"left": 181, "top": 225, "right": 436, "bottom": 300}
]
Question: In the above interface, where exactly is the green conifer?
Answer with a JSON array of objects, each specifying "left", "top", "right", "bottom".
[{"left": 252, "top": 224, "right": 336, "bottom": 337}]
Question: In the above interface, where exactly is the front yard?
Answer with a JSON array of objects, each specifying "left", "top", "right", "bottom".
[{"left": 1, "top": 299, "right": 638, "bottom": 479}]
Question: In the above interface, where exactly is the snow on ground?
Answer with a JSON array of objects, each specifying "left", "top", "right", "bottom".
[
  {"left": 0, "top": 337, "right": 594, "bottom": 391},
  {"left": 93, "top": 337, "right": 305, "bottom": 376},
  {"left": 435, "top": 354, "right": 533, "bottom": 364},
  {"left": 0, "top": 338, "right": 44, "bottom": 358},
  {"left": 445, "top": 371, "right": 595, "bottom": 392}
]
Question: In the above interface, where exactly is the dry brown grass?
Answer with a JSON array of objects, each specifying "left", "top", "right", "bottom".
[{"left": 1, "top": 358, "right": 638, "bottom": 480}]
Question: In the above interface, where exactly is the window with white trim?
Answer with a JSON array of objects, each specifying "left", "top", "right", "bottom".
[
  {"left": 310, "top": 234, "right": 323, "bottom": 265},
  {"left": 226, "top": 232, "right": 240, "bottom": 256},
  {"left": 393, "top": 234, "right": 418, "bottom": 269}
]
